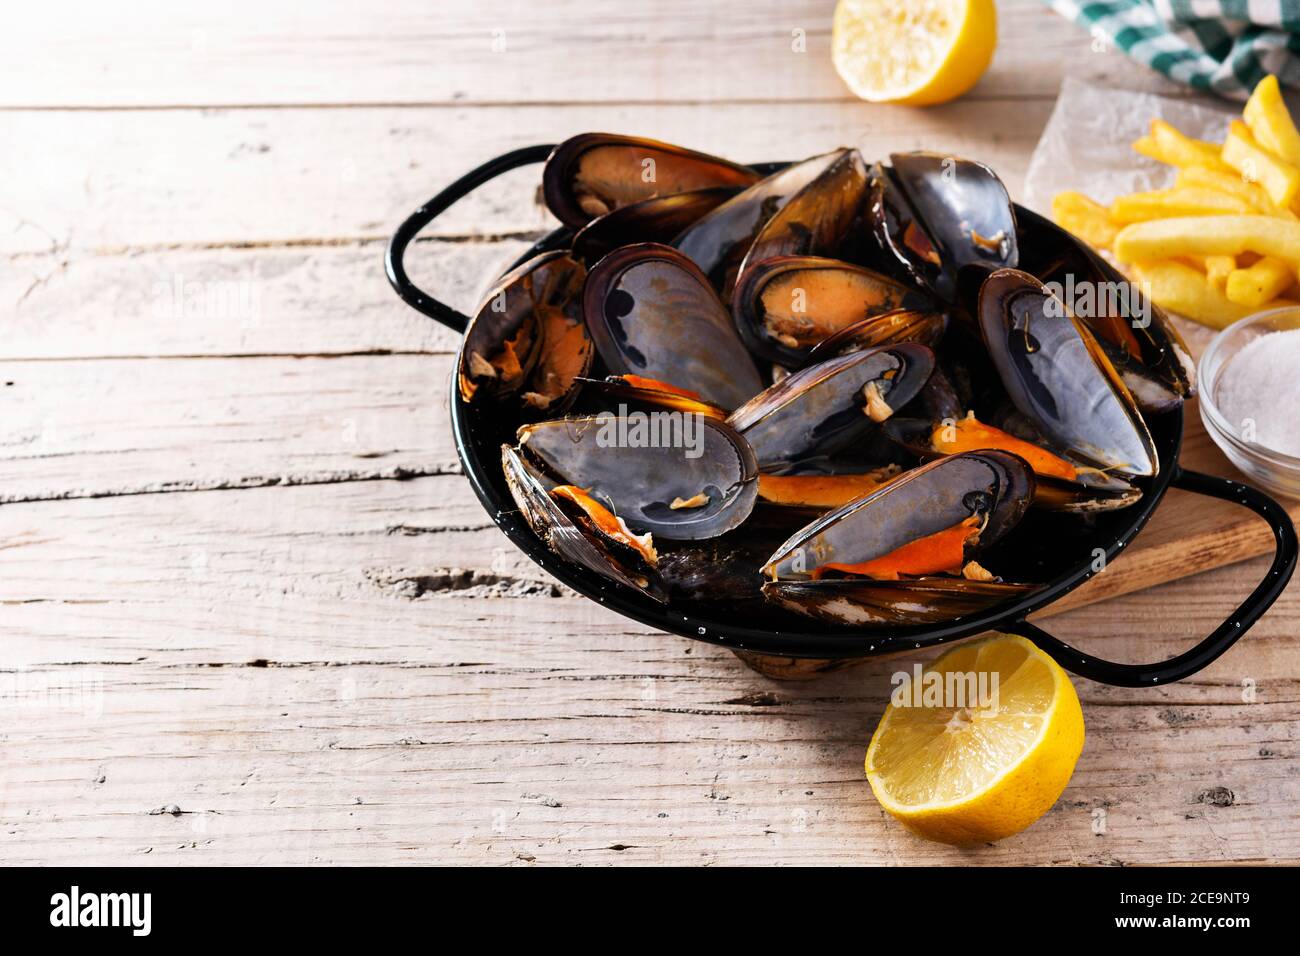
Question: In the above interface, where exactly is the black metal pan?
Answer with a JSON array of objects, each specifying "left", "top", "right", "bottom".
[{"left": 387, "top": 143, "right": 1297, "bottom": 687}]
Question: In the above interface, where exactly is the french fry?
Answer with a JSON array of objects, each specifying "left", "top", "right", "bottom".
[
  {"left": 1051, "top": 191, "right": 1119, "bottom": 248},
  {"left": 1128, "top": 259, "right": 1262, "bottom": 329},
  {"left": 1204, "top": 254, "right": 1236, "bottom": 288},
  {"left": 1133, "top": 119, "right": 1232, "bottom": 171},
  {"left": 1221, "top": 119, "right": 1300, "bottom": 208},
  {"left": 1225, "top": 255, "right": 1294, "bottom": 307},
  {"left": 1243, "top": 74, "right": 1300, "bottom": 167},
  {"left": 1109, "top": 187, "right": 1254, "bottom": 222},
  {"left": 1174, "top": 165, "right": 1296, "bottom": 218},
  {"left": 1114, "top": 215, "right": 1300, "bottom": 264}
]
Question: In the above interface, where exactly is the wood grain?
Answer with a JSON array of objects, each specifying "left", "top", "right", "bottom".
[
  {"left": 0, "top": 99, "right": 1066, "bottom": 256},
  {"left": 2, "top": 0, "right": 1297, "bottom": 867},
  {"left": 0, "top": 1, "right": 1182, "bottom": 109},
  {"left": 2, "top": 483, "right": 1297, "bottom": 865}
]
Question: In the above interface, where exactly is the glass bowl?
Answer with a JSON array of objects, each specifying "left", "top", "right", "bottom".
[{"left": 1198, "top": 307, "right": 1300, "bottom": 500}]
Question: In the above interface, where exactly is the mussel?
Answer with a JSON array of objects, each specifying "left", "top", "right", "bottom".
[
  {"left": 458, "top": 251, "right": 592, "bottom": 415},
  {"left": 978, "top": 268, "right": 1158, "bottom": 479},
  {"left": 578, "top": 374, "right": 730, "bottom": 421},
  {"left": 543, "top": 133, "right": 760, "bottom": 227},
  {"left": 732, "top": 255, "right": 944, "bottom": 366},
  {"left": 583, "top": 243, "right": 764, "bottom": 410},
  {"left": 1016, "top": 206, "right": 1195, "bottom": 404},
  {"left": 502, "top": 444, "right": 665, "bottom": 600},
  {"left": 870, "top": 152, "right": 1019, "bottom": 303},
  {"left": 727, "top": 343, "right": 934, "bottom": 473},
  {"left": 883, "top": 412, "right": 1143, "bottom": 513},
  {"left": 571, "top": 187, "right": 739, "bottom": 265},
  {"left": 763, "top": 451, "right": 1033, "bottom": 581},
  {"left": 764, "top": 577, "right": 1038, "bottom": 627},
  {"left": 673, "top": 150, "right": 847, "bottom": 296},
  {"left": 516, "top": 414, "right": 758, "bottom": 540},
  {"left": 795, "top": 309, "right": 947, "bottom": 372},
  {"left": 735, "top": 148, "right": 870, "bottom": 284},
  {"left": 762, "top": 451, "right": 1036, "bottom": 625}
]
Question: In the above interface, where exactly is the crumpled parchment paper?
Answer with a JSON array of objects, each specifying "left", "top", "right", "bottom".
[{"left": 1022, "top": 76, "right": 1235, "bottom": 215}]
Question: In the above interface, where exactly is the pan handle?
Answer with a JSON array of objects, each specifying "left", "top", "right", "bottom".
[
  {"left": 385, "top": 143, "right": 557, "bottom": 334},
  {"left": 1008, "top": 466, "right": 1297, "bottom": 687}
]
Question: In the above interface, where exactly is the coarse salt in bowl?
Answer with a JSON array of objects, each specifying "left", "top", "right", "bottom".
[{"left": 1199, "top": 307, "right": 1300, "bottom": 500}]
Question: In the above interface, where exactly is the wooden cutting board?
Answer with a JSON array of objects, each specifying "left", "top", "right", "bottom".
[{"left": 1040, "top": 321, "right": 1300, "bottom": 617}]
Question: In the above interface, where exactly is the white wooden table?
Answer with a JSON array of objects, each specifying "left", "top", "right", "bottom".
[{"left": 2, "top": 0, "right": 1298, "bottom": 865}]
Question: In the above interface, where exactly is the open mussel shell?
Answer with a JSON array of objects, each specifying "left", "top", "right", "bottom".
[
  {"left": 727, "top": 343, "right": 934, "bottom": 473},
  {"left": 870, "top": 152, "right": 1018, "bottom": 303},
  {"left": 882, "top": 416, "right": 1142, "bottom": 513},
  {"left": 735, "top": 148, "right": 869, "bottom": 284},
  {"left": 583, "top": 242, "right": 764, "bottom": 410},
  {"left": 1017, "top": 208, "right": 1195, "bottom": 401},
  {"left": 978, "top": 268, "right": 1158, "bottom": 478},
  {"left": 673, "top": 150, "right": 846, "bottom": 296},
  {"left": 731, "top": 255, "right": 942, "bottom": 366},
  {"left": 763, "top": 450, "right": 1034, "bottom": 581},
  {"left": 459, "top": 251, "right": 592, "bottom": 416},
  {"left": 501, "top": 444, "right": 665, "bottom": 601},
  {"left": 1096, "top": 336, "right": 1184, "bottom": 415},
  {"left": 517, "top": 414, "right": 758, "bottom": 540},
  {"left": 542, "top": 133, "right": 760, "bottom": 227},
  {"left": 570, "top": 187, "right": 739, "bottom": 265},
  {"left": 578, "top": 374, "right": 729, "bottom": 421},
  {"left": 798, "top": 308, "right": 947, "bottom": 369},
  {"left": 763, "top": 577, "right": 1038, "bottom": 627}
]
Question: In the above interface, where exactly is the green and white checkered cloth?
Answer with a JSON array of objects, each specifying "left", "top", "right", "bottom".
[{"left": 1044, "top": 0, "right": 1300, "bottom": 99}]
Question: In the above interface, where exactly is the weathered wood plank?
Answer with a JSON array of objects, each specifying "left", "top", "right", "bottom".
[
  {"left": 3, "top": 240, "right": 525, "bottom": 360},
  {"left": 0, "top": 476, "right": 1295, "bottom": 865},
  {"left": 0, "top": 99, "right": 1062, "bottom": 256},
  {"left": 0, "top": 355, "right": 457, "bottom": 502},
  {"left": 0, "top": 1, "right": 1179, "bottom": 110}
]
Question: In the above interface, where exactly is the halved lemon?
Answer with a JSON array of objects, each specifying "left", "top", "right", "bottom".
[
  {"left": 865, "top": 633, "right": 1084, "bottom": 844},
  {"left": 831, "top": 0, "right": 997, "bottom": 106}
]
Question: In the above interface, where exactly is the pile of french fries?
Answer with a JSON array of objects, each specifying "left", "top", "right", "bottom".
[{"left": 1053, "top": 75, "right": 1300, "bottom": 329}]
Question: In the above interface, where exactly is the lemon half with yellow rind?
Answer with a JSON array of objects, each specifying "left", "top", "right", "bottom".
[
  {"left": 832, "top": 0, "right": 998, "bottom": 106},
  {"left": 865, "top": 633, "right": 1085, "bottom": 844}
]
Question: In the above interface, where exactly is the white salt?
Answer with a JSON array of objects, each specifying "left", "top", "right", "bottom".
[{"left": 1216, "top": 329, "right": 1300, "bottom": 457}]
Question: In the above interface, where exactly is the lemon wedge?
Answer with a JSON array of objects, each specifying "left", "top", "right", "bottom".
[
  {"left": 832, "top": 0, "right": 997, "bottom": 106},
  {"left": 865, "top": 632, "right": 1084, "bottom": 844}
]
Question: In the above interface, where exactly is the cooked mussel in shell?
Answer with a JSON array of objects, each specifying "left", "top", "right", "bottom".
[
  {"left": 763, "top": 450, "right": 1034, "bottom": 582},
  {"left": 871, "top": 152, "right": 1018, "bottom": 303},
  {"left": 1016, "top": 206, "right": 1195, "bottom": 404},
  {"left": 543, "top": 133, "right": 760, "bottom": 227},
  {"left": 501, "top": 444, "right": 665, "bottom": 600},
  {"left": 727, "top": 343, "right": 934, "bottom": 473},
  {"left": 571, "top": 187, "right": 739, "bottom": 265},
  {"left": 516, "top": 414, "right": 758, "bottom": 540},
  {"left": 883, "top": 413, "right": 1143, "bottom": 513},
  {"left": 736, "top": 148, "right": 870, "bottom": 285},
  {"left": 673, "top": 150, "right": 846, "bottom": 296},
  {"left": 583, "top": 243, "right": 764, "bottom": 410},
  {"left": 764, "top": 576, "right": 1038, "bottom": 627},
  {"left": 978, "top": 268, "right": 1158, "bottom": 478},
  {"left": 732, "top": 255, "right": 943, "bottom": 366},
  {"left": 800, "top": 308, "right": 948, "bottom": 368},
  {"left": 458, "top": 251, "right": 592, "bottom": 415}
]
